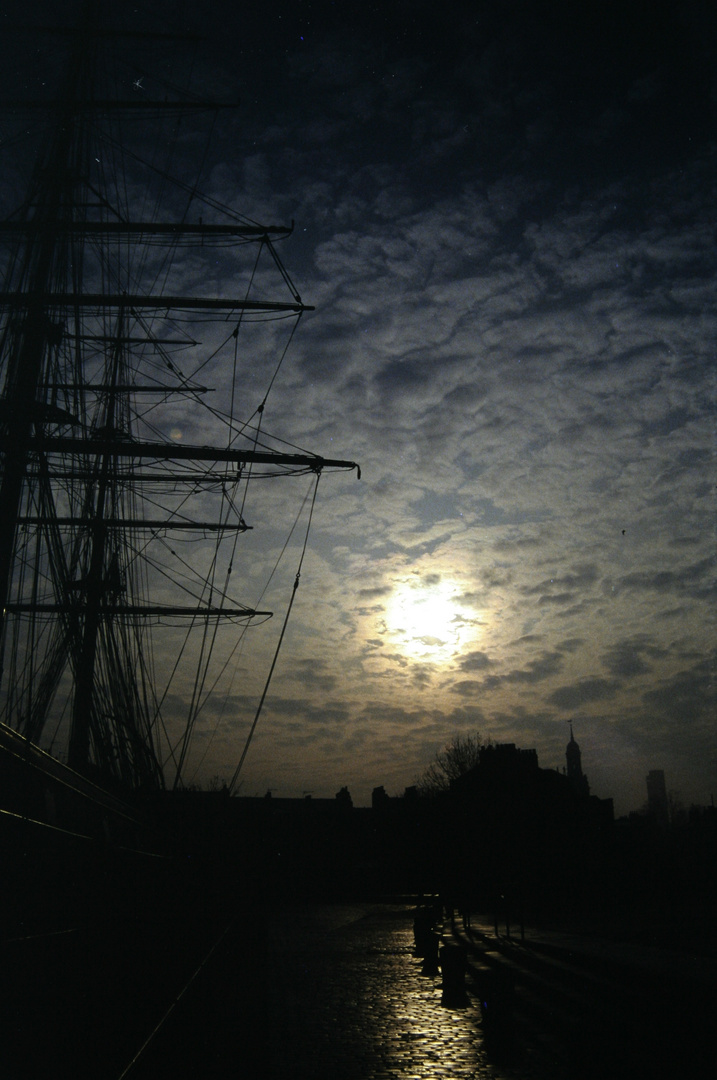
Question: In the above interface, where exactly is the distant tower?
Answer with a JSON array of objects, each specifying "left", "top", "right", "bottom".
[
  {"left": 566, "top": 722, "right": 590, "bottom": 797},
  {"left": 646, "top": 769, "right": 669, "bottom": 829}
]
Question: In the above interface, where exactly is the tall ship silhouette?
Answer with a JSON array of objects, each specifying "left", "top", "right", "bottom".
[{"left": 0, "top": 6, "right": 358, "bottom": 854}]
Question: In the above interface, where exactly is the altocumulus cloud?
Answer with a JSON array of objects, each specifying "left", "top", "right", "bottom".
[{"left": 171, "top": 0, "right": 717, "bottom": 815}]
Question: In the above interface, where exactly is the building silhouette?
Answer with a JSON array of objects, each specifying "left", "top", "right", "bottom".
[
  {"left": 566, "top": 722, "right": 590, "bottom": 798},
  {"left": 442, "top": 742, "right": 614, "bottom": 923},
  {"left": 646, "top": 769, "right": 670, "bottom": 830}
]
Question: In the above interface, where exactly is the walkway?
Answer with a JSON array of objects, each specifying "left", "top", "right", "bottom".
[{"left": 5, "top": 898, "right": 715, "bottom": 1078}]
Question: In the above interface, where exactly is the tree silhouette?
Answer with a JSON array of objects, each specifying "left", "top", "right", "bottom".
[{"left": 416, "top": 733, "right": 484, "bottom": 796}]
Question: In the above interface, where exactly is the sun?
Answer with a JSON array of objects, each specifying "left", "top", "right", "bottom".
[{"left": 384, "top": 578, "right": 476, "bottom": 661}]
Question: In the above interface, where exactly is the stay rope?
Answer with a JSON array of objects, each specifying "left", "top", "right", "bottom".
[
  {"left": 228, "top": 470, "right": 321, "bottom": 795},
  {"left": 116, "top": 911, "right": 238, "bottom": 1079}
]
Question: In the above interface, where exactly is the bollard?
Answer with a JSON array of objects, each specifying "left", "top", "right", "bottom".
[
  {"left": 413, "top": 906, "right": 434, "bottom": 956},
  {"left": 421, "top": 930, "right": 440, "bottom": 976},
  {"left": 439, "top": 943, "right": 468, "bottom": 1007}
]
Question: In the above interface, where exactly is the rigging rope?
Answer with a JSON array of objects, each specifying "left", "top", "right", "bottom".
[
  {"left": 257, "top": 306, "right": 301, "bottom": 414},
  {"left": 228, "top": 470, "right": 321, "bottom": 795},
  {"left": 183, "top": 473, "right": 315, "bottom": 787},
  {"left": 116, "top": 910, "right": 238, "bottom": 1080}
]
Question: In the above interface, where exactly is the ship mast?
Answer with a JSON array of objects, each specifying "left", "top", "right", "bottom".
[
  {"left": 0, "top": 11, "right": 358, "bottom": 788},
  {"left": 0, "top": 8, "right": 93, "bottom": 652}
]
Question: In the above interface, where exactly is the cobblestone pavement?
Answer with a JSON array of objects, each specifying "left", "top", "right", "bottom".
[
  {"left": 8, "top": 894, "right": 711, "bottom": 1078},
  {"left": 261, "top": 903, "right": 542, "bottom": 1080},
  {"left": 118, "top": 899, "right": 713, "bottom": 1080}
]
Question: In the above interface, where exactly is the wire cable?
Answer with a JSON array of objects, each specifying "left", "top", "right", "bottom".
[
  {"left": 228, "top": 471, "right": 321, "bottom": 794},
  {"left": 116, "top": 912, "right": 239, "bottom": 1079}
]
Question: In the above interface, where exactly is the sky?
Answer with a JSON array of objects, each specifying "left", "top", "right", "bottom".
[{"left": 3, "top": 0, "right": 716, "bottom": 815}]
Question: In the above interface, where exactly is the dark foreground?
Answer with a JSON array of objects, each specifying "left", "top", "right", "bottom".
[{"left": 2, "top": 881, "right": 716, "bottom": 1079}]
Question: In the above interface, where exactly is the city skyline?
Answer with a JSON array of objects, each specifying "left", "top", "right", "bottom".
[{"left": 232, "top": 728, "right": 700, "bottom": 820}]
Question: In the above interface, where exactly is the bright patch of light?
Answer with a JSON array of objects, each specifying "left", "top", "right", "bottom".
[{"left": 384, "top": 578, "right": 476, "bottom": 661}]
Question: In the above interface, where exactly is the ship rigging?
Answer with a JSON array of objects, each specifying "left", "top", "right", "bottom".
[{"left": 0, "top": 7, "right": 358, "bottom": 798}]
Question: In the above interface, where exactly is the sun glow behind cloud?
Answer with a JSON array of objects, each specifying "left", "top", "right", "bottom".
[
  {"left": 115, "top": 0, "right": 717, "bottom": 814},
  {"left": 384, "top": 578, "right": 478, "bottom": 663}
]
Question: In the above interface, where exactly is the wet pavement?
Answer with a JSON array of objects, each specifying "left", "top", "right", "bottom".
[
  {"left": 120, "top": 900, "right": 541, "bottom": 1079},
  {"left": 5, "top": 896, "right": 715, "bottom": 1078},
  {"left": 258, "top": 902, "right": 542, "bottom": 1080},
  {"left": 253, "top": 901, "right": 716, "bottom": 1080}
]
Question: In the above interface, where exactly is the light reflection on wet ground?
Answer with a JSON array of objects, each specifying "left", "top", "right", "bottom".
[{"left": 263, "top": 904, "right": 521, "bottom": 1080}]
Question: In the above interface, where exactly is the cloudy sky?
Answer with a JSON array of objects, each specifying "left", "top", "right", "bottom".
[
  {"left": 5, "top": 1, "right": 715, "bottom": 814},
  {"left": 191, "top": 0, "right": 716, "bottom": 816}
]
